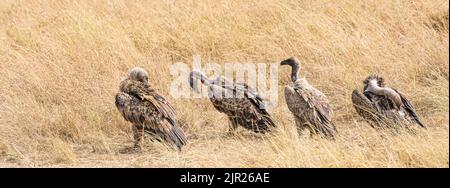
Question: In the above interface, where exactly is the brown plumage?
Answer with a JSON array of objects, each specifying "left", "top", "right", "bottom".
[
  {"left": 115, "top": 67, "right": 187, "bottom": 150},
  {"left": 280, "top": 57, "right": 337, "bottom": 139},
  {"left": 189, "top": 70, "right": 276, "bottom": 133},
  {"left": 351, "top": 74, "right": 425, "bottom": 129}
]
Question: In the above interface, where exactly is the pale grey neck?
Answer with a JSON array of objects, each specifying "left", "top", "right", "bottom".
[{"left": 367, "top": 80, "right": 383, "bottom": 95}]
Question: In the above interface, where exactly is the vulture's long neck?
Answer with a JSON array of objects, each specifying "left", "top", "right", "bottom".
[
  {"left": 367, "top": 80, "right": 403, "bottom": 109},
  {"left": 290, "top": 65, "right": 299, "bottom": 83},
  {"left": 201, "top": 76, "right": 213, "bottom": 86},
  {"left": 193, "top": 72, "right": 213, "bottom": 86}
]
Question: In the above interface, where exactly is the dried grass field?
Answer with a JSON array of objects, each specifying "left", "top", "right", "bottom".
[{"left": 0, "top": 0, "right": 448, "bottom": 167}]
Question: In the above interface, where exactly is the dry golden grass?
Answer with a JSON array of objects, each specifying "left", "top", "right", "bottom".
[{"left": 0, "top": 0, "right": 448, "bottom": 167}]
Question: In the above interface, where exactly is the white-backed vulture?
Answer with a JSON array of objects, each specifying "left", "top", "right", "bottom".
[
  {"left": 280, "top": 57, "right": 337, "bottom": 139},
  {"left": 115, "top": 67, "right": 187, "bottom": 150},
  {"left": 351, "top": 74, "right": 425, "bottom": 129},
  {"left": 189, "top": 70, "right": 276, "bottom": 133}
]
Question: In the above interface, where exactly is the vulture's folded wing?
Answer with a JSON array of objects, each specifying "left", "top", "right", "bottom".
[
  {"left": 393, "top": 89, "right": 425, "bottom": 128},
  {"left": 285, "top": 86, "right": 336, "bottom": 138},
  {"left": 115, "top": 91, "right": 187, "bottom": 149}
]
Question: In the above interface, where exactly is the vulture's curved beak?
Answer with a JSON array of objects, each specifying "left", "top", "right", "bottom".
[{"left": 280, "top": 59, "right": 290, "bottom": 66}]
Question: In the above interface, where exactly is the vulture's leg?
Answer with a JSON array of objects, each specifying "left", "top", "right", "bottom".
[
  {"left": 307, "top": 123, "right": 318, "bottom": 138},
  {"left": 294, "top": 116, "right": 308, "bottom": 137},
  {"left": 132, "top": 124, "right": 144, "bottom": 149},
  {"left": 227, "top": 117, "right": 239, "bottom": 135},
  {"left": 302, "top": 117, "right": 320, "bottom": 138}
]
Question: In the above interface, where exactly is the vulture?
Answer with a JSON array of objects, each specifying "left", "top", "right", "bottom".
[
  {"left": 189, "top": 70, "right": 276, "bottom": 133},
  {"left": 351, "top": 74, "right": 425, "bottom": 129},
  {"left": 115, "top": 67, "right": 187, "bottom": 150},
  {"left": 280, "top": 57, "right": 337, "bottom": 139}
]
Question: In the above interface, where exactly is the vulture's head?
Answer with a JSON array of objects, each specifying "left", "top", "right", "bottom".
[
  {"left": 129, "top": 67, "right": 149, "bottom": 83},
  {"left": 189, "top": 70, "right": 210, "bottom": 93},
  {"left": 280, "top": 57, "right": 300, "bottom": 82}
]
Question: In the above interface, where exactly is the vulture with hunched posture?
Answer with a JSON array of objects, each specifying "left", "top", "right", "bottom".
[
  {"left": 351, "top": 74, "right": 425, "bottom": 129},
  {"left": 280, "top": 57, "right": 337, "bottom": 139},
  {"left": 115, "top": 67, "right": 187, "bottom": 150},
  {"left": 189, "top": 70, "right": 276, "bottom": 133}
]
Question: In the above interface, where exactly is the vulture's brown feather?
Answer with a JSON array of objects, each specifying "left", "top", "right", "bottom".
[
  {"left": 189, "top": 71, "right": 276, "bottom": 133},
  {"left": 280, "top": 57, "right": 337, "bottom": 139},
  {"left": 352, "top": 75, "right": 425, "bottom": 129},
  {"left": 115, "top": 68, "right": 187, "bottom": 150}
]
